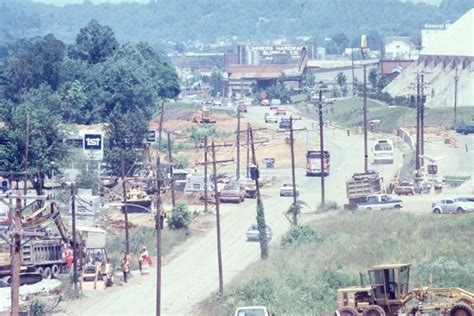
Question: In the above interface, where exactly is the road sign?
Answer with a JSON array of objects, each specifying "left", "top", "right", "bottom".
[{"left": 83, "top": 133, "right": 104, "bottom": 161}]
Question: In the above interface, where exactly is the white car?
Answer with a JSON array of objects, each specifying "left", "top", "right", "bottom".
[
  {"left": 279, "top": 183, "right": 300, "bottom": 197},
  {"left": 432, "top": 197, "right": 474, "bottom": 214},
  {"left": 264, "top": 112, "right": 278, "bottom": 123},
  {"left": 235, "top": 306, "right": 272, "bottom": 316}
]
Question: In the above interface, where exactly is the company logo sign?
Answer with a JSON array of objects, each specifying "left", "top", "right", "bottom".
[{"left": 84, "top": 134, "right": 102, "bottom": 150}]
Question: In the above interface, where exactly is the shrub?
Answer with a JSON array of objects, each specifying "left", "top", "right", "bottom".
[
  {"left": 281, "top": 225, "right": 325, "bottom": 246},
  {"left": 30, "top": 299, "right": 46, "bottom": 316},
  {"left": 168, "top": 201, "right": 192, "bottom": 229}
]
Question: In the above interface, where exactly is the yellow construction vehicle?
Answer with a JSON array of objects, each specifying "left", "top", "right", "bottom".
[
  {"left": 336, "top": 264, "right": 474, "bottom": 316},
  {"left": 192, "top": 107, "right": 216, "bottom": 124}
]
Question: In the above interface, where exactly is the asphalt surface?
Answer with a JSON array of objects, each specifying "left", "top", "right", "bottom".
[{"left": 59, "top": 105, "right": 404, "bottom": 315}]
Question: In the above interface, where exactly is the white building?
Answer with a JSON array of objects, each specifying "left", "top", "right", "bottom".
[
  {"left": 385, "top": 37, "right": 414, "bottom": 60},
  {"left": 383, "top": 9, "right": 474, "bottom": 108}
]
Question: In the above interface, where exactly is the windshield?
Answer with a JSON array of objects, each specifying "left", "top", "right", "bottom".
[
  {"left": 374, "top": 143, "right": 393, "bottom": 151},
  {"left": 237, "top": 308, "right": 266, "bottom": 316},
  {"left": 224, "top": 185, "right": 239, "bottom": 191}
]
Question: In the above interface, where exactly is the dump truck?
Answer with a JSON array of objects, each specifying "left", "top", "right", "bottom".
[
  {"left": 345, "top": 171, "right": 383, "bottom": 210},
  {"left": 336, "top": 263, "right": 474, "bottom": 316},
  {"left": 192, "top": 107, "right": 216, "bottom": 124}
]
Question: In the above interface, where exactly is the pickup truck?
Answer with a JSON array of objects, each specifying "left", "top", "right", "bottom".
[
  {"left": 455, "top": 125, "right": 474, "bottom": 135},
  {"left": 356, "top": 194, "right": 403, "bottom": 210}
]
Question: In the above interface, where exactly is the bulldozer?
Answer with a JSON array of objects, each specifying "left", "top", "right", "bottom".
[
  {"left": 336, "top": 264, "right": 474, "bottom": 316},
  {"left": 192, "top": 107, "right": 216, "bottom": 124}
]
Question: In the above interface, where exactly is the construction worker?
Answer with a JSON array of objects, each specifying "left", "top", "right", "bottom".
[
  {"left": 122, "top": 252, "right": 131, "bottom": 283},
  {"left": 139, "top": 247, "right": 149, "bottom": 273}
]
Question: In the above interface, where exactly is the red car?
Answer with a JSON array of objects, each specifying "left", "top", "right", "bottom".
[{"left": 219, "top": 183, "right": 246, "bottom": 203}]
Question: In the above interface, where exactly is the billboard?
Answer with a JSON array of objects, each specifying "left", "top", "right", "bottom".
[{"left": 83, "top": 133, "right": 104, "bottom": 161}]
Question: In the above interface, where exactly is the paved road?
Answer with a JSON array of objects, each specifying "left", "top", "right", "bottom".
[{"left": 61, "top": 105, "right": 402, "bottom": 315}]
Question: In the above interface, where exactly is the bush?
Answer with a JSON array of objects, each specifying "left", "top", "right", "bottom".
[
  {"left": 30, "top": 299, "right": 46, "bottom": 316},
  {"left": 168, "top": 202, "right": 192, "bottom": 229},
  {"left": 281, "top": 225, "right": 325, "bottom": 246}
]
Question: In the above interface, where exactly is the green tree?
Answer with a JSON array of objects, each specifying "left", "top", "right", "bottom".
[
  {"left": 0, "top": 86, "right": 67, "bottom": 176},
  {"left": 5, "top": 34, "right": 65, "bottom": 100},
  {"left": 368, "top": 68, "right": 378, "bottom": 90},
  {"left": 70, "top": 19, "right": 119, "bottom": 64},
  {"left": 168, "top": 202, "right": 192, "bottom": 229},
  {"left": 210, "top": 69, "right": 223, "bottom": 97}
]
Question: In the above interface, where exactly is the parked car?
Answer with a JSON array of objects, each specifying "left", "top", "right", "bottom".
[
  {"left": 219, "top": 183, "right": 246, "bottom": 203},
  {"left": 238, "top": 177, "right": 257, "bottom": 198},
  {"left": 276, "top": 106, "right": 287, "bottom": 115},
  {"left": 279, "top": 183, "right": 300, "bottom": 197},
  {"left": 455, "top": 125, "right": 474, "bottom": 135},
  {"left": 432, "top": 197, "right": 474, "bottom": 214},
  {"left": 279, "top": 117, "right": 291, "bottom": 130},
  {"left": 261, "top": 99, "right": 270, "bottom": 106},
  {"left": 270, "top": 99, "right": 281, "bottom": 110},
  {"left": 0, "top": 208, "right": 10, "bottom": 229},
  {"left": 238, "top": 101, "right": 247, "bottom": 113},
  {"left": 245, "top": 224, "right": 272, "bottom": 241},
  {"left": 394, "top": 182, "right": 415, "bottom": 195},
  {"left": 235, "top": 306, "right": 272, "bottom": 316},
  {"left": 264, "top": 112, "right": 278, "bottom": 123}
]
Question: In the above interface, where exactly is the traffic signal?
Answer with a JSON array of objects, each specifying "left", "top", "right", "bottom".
[
  {"left": 370, "top": 122, "right": 375, "bottom": 133},
  {"left": 250, "top": 166, "right": 259, "bottom": 180}
]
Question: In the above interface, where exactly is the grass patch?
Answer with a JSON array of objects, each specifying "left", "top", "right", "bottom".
[
  {"left": 205, "top": 211, "right": 474, "bottom": 315},
  {"left": 105, "top": 226, "right": 190, "bottom": 270},
  {"left": 297, "top": 97, "right": 474, "bottom": 133}
]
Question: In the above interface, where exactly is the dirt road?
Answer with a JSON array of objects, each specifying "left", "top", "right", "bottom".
[{"left": 59, "top": 105, "right": 403, "bottom": 315}]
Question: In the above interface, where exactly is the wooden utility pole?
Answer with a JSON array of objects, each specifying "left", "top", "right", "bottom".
[
  {"left": 289, "top": 116, "right": 298, "bottom": 225},
  {"left": 420, "top": 73, "right": 425, "bottom": 167},
  {"left": 236, "top": 108, "right": 241, "bottom": 180},
  {"left": 351, "top": 48, "right": 356, "bottom": 97},
  {"left": 211, "top": 141, "right": 224, "bottom": 294},
  {"left": 363, "top": 62, "right": 369, "bottom": 173},
  {"left": 454, "top": 67, "right": 459, "bottom": 130},
  {"left": 204, "top": 136, "right": 208, "bottom": 213},
  {"left": 71, "top": 183, "right": 78, "bottom": 292},
  {"left": 249, "top": 126, "right": 268, "bottom": 259},
  {"left": 120, "top": 154, "right": 130, "bottom": 254},
  {"left": 415, "top": 74, "right": 421, "bottom": 175},
  {"left": 155, "top": 156, "right": 162, "bottom": 316},
  {"left": 246, "top": 123, "right": 250, "bottom": 178},
  {"left": 318, "top": 90, "right": 326, "bottom": 211},
  {"left": 167, "top": 133, "right": 176, "bottom": 208},
  {"left": 158, "top": 102, "right": 165, "bottom": 150},
  {"left": 23, "top": 115, "right": 29, "bottom": 205},
  {"left": 11, "top": 197, "right": 21, "bottom": 316}
]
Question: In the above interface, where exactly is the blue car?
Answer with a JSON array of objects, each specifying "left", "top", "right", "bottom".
[{"left": 455, "top": 125, "right": 474, "bottom": 135}]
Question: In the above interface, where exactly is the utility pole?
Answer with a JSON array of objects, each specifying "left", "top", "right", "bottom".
[
  {"left": 71, "top": 183, "right": 78, "bottom": 292},
  {"left": 361, "top": 35, "right": 369, "bottom": 173},
  {"left": 351, "top": 48, "right": 356, "bottom": 97},
  {"left": 155, "top": 156, "right": 162, "bottom": 316},
  {"left": 158, "top": 102, "right": 165, "bottom": 150},
  {"left": 23, "top": 115, "right": 29, "bottom": 205},
  {"left": 211, "top": 141, "right": 224, "bottom": 295},
  {"left": 204, "top": 136, "right": 208, "bottom": 213},
  {"left": 167, "top": 133, "right": 176, "bottom": 208},
  {"left": 318, "top": 89, "right": 326, "bottom": 211},
  {"left": 289, "top": 116, "right": 298, "bottom": 225},
  {"left": 415, "top": 74, "right": 421, "bottom": 175},
  {"left": 249, "top": 126, "right": 268, "bottom": 259},
  {"left": 236, "top": 107, "right": 241, "bottom": 180},
  {"left": 454, "top": 67, "right": 459, "bottom": 130},
  {"left": 420, "top": 73, "right": 425, "bottom": 167},
  {"left": 246, "top": 123, "right": 250, "bottom": 178},
  {"left": 11, "top": 196, "right": 21, "bottom": 316},
  {"left": 120, "top": 154, "right": 130, "bottom": 254}
]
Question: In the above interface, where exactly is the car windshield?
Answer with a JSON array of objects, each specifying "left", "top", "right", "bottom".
[
  {"left": 237, "top": 309, "right": 266, "bottom": 316},
  {"left": 224, "top": 185, "right": 239, "bottom": 191}
]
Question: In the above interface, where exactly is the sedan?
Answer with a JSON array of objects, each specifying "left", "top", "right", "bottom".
[
  {"left": 246, "top": 224, "right": 272, "bottom": 241},
  {"left": 394, "top": 182, "right": 415, "bottom": 196},
  {"left": 432, "top": 197, "right": 474, "bottom": 214},
  {"left": 219, "top": 183, "right": 246, "bottom": 203},
  {"left": 279, "top": 183, "right": 300, "bottom": 197}
]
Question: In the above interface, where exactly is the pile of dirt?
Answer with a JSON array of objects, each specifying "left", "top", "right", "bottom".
[{"left": 100, "top": 214, "right": 139, "bottom": 231}]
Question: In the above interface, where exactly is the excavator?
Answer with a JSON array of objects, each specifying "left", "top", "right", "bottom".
[
  {"left": 336, "top": 264, "right": 474, "bottom": 316},
  {"left": 192, "top": 107, "right": 216, "bottom": 124}
]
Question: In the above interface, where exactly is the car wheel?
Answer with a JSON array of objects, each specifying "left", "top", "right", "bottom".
[
  {"left": 394, "top": 204, "right": 401, "bottom": 209},
  {"left": 456, "top": 207, "right": 465, "bottom": 214},
  {"left": 366, "top": 207, "right": 372, "bottom": 211},
  {"left": 433, "top": 208, "right": 442, "bottom": 214}
]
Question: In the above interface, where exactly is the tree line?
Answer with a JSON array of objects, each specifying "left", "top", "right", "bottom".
[
  {"left": 0, "top": 20, "right": 180, "bottom": 178},
  {"left": 1, "top": 0, "right": 472, "bottom": 53}
]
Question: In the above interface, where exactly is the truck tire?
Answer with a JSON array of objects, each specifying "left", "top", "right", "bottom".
[
  {"left": 450, "top": 303, "right": 473, "bottom": 316},
  {"left": 51, "top": 264, "right": 60, "bottom": 278},
  {"left": 363, "top": 305, "right": 386, "bottom": 316},
  {"left": 338, "top": 307, "right": 358, "bottom": 316},
  {"left": 43, "top": 267, "right": 52, "bottom": 279},
  {"left": 35, "top": 267, "right": 44, "bottom": 276}
]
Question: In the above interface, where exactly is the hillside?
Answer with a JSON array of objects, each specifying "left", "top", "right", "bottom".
[
  {"left": 1, "top": 0, "right": 471, "bottom": 52},
  {"left": 203, "top": 211, "right": 474, "bottom": 315}
]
